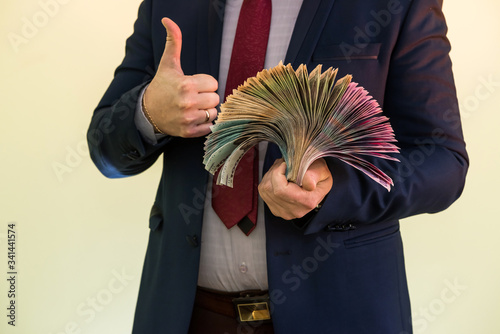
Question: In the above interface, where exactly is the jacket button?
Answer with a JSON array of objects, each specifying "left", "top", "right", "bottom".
[
  {"left": 344, "top": 223, "right": 357, "bottom": 231},
  {"left": 326, "top": 223, "right": 357, "bottom": 232},
  {"left": 186, "top": 235, "right": 199, "bottom": 248}
]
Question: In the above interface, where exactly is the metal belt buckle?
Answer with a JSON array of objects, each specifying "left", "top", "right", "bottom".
[{"left": 232, "top": 294, "right": 271, "bottom": 323}]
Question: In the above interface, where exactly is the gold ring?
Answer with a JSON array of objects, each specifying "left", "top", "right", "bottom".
[{"left": 204, "top": 109, "right": 210, "bottom": 123}]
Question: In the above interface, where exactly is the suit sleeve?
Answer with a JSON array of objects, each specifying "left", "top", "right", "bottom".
[
  {"left": 87, "top": 0, "right": 170, "bottom": 178},
  {"left": 303, "top": 0, "right": 469, "bottom": 234}
]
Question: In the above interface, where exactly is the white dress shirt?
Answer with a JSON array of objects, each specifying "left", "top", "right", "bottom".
[{"left": 135, "top": 0, "right": 304, "bottom": 292}]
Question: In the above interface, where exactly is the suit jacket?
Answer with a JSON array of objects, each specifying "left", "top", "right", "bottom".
[{"left": 87, "top": 0, "right": 468, "bottom": 333}]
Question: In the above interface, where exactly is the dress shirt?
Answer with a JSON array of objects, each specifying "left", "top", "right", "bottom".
[{"left": 135, "top": 0, "right": 304, "bottom": 292}]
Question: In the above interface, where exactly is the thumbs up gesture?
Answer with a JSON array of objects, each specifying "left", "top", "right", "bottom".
[{"left": 143, "top": 18, "right": 220, "bottom": 137}]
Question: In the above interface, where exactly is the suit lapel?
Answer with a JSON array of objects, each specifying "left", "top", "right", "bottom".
[
  {"left": 196, "top": 0, "right": 226, "bottom": 79},
  {"left": 284, "top": 0, "right": 336, "bottom": 67},
  {"left": 198, "top": 0, "right": 337, "bottom": 78}
]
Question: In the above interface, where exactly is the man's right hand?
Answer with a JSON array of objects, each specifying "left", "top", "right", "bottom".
[{"left": 143, "top": 18, "right": 220, "bottom": 138}]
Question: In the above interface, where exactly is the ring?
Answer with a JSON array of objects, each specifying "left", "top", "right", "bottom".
[{"left": 204, "top": 109, "right": 210, "bottom": 123}]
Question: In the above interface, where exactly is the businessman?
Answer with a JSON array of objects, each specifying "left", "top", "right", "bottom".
[{"left": 87, "top": 0, "right": 468, "bottom": 333}]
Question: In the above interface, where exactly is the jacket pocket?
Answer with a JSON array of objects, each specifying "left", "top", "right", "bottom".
[
  {"left": 149, "top": 203, "right": 163, "bottom": 231},
  {"left": 344, "top": 223, "right": 399, "bottom": 249},
  {"left": 312, "top": 43, "right": 381, "bottom": 62}
]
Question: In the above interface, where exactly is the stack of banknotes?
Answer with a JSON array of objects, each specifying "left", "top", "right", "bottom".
[{"left": 203, "top": 62, "right": 399, "bottom": 191}]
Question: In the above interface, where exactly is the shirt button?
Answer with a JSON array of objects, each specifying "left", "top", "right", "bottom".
[{"left": 239, "top": 262, "right": 248, "bottom": 274}]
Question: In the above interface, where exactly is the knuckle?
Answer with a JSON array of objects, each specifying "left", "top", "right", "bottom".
[
  {"left": 304, "top": 199, "right": 316, "bottom": 212},
  {"left": 178, "top": 77, "right": 195, "bottom": 93},
  {"left": 269, "top": 207, "right": 282, "bottom": 218},
  {"left": 177, "top": 97, "right": 194, "bottom": 110},
  {"left": 180, "top": 127, "right": 195, "bottom": 138},
  {"left": 273, "top": 187, "right": 287, "bottom": 199},
  {"left": 183, "top": 114, "right": 197, "bottom": 125},
  {"left": 282, "top": 211, "right": 296, "bottom": 221},
  {"left": 258, "top": 183, "right": 273, "bottom": 198},
  {"left": 258, "top": 183, "right": 269, "bottom": 197},
  {"left": 178, "top": 117, "right": 190, "bottom": 127},
  {"left": 293, "top": 211, "right": 306, "bottom": 220}
]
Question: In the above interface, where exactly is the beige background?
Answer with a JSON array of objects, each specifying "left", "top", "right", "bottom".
[{"left": 0, "top": 0, "right": 498, "bottom": 333}]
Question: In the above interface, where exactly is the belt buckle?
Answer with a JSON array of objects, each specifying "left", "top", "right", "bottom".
[{"left": 232, "top": 294, "right": 271, "bottom": 323}]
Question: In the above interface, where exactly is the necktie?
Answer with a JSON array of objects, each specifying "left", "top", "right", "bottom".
[{"left": 212, "top": 0, "right": 272, "bottom": 235}]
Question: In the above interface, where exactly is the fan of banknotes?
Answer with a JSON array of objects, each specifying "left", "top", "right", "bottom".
[{"left": 203, "top": 62, "right": 400, "bottom": 191}]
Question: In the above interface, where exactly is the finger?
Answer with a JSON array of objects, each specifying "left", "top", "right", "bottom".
[
  {"left": 270, "top": 158, "right": 285, "bottom": 171},
  {"left": 302, "top": 159, "right": 330, "bottom": 191},
  {"left": 301, "top": 169, "right": 317, "bottom": 192},
  {"left": 273, "top": 162, "right": 306, "bottom": 205},
  {"left": 177, "top": 120, "right": 212, "bottom": 138},
  {"left": 259, "top": 159, "right": 283, "bottom": 199},
  {"left": 160, "top": 17, "right": 183, "bottom": 72},
  {"left": 192, "top": 73, "right": 219, "bottom": 93},
  {"left": 195, "top": 92, "right": 221, "bottom": 111},
  {"left": 183, "top": 108, "right": 218, "bottom": 137},
  {"left": 258, "top": 183, "right": 285, "bottom": 218},
  {"left": 198, "top": 107, "right": 217, "bottom": 125},
  {"left": 269, "top": 160, "right": 287, "bottom": 187},
  {"left": 276, "top": 161, "right": 287, "bottom": 178},
  {"left": 192, "top": 121, "right": 213, "bottom": 137},
  {"left": 207, "top": 107, "right": 218, "bottom": 123}
]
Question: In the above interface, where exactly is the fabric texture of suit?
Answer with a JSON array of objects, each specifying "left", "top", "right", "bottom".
[{"left": 87, "top": 0, "right": 468, "bottom": 333}]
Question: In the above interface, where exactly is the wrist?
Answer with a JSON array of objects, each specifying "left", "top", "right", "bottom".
[{"left": 142, "top": 90, "right": 165, "bottom": 135}]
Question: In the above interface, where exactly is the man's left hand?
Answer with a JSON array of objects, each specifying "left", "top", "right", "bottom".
[{"left": 258, "top": 158, "right": 333, "bottom": 220}]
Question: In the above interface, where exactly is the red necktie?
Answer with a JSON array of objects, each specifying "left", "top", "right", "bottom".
[{"left": 212, "top": 0, "right": 272, "bottom": 235}]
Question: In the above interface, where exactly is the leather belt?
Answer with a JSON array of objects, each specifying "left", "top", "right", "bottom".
[{"left": 195, "top": 287, "right": 272, "bottom": 323}]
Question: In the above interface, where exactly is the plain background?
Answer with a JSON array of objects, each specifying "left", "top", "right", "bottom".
[{"left": 1, "top": 0, "right": 498, "bottom": 333}]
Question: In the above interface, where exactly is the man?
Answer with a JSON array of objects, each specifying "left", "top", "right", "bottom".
[{"left": 87, "top": 0, "right": 468, "bottom": 333}]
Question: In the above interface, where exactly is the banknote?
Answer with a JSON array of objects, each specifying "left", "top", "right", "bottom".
[{"left": 203, "top": 62, "right": 399, "bottom": 191}]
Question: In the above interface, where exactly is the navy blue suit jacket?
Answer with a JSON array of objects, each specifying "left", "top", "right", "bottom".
[{"left": 87, "top": 0, "right": 468, "bottom": 333}]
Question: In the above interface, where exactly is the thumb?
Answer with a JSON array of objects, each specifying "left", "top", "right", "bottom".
[
  {"left": 160, "top": 17, "right": 183, "bottom": 73},
  {"left": 301, "top": 170, "right": 318, "bottom": 192},
  {"left": 301, "top": 159, "right": 330, "bottom": 191}
]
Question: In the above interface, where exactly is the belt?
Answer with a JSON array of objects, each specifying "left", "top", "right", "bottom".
[{"left": 195, "top": 287, "right": 272, "bottom": 323}]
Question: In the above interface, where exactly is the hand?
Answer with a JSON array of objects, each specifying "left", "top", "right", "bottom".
[
  {"left": 258, "top": 158, "right": 333, "bottom": 220},
  {"left": 143, "top": 18, "right": 220, "bottom": 137}
]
